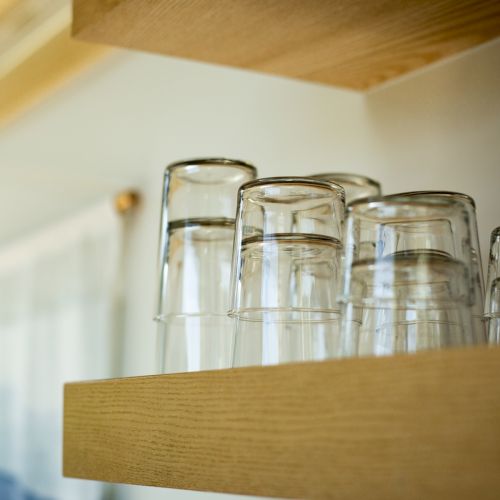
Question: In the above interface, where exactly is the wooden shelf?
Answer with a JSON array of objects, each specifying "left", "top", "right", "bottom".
[
  {"left": 0, "top": 2, "right": 109, "bottom": 125},
  {"left": 64, "top": 345, "right": 500, "bottom": 499},
  {"left": 71, "top": 1, "right": 500, "bottom": 90}
]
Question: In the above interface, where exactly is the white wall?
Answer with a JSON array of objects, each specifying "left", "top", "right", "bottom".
[
  {"left": 0, "top": 51, "right": 370, "bottom": 244},
  {"left": 0, "top": 36, "right": 499, "bottom": 500},
  {"left": 0, "top": 47, "right": 372, "bottom": 500},
  {"left": 365, "top": 39, "right": 500, "bottom": 265}
]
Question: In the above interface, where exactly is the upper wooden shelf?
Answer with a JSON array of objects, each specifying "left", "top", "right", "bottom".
[
  {"left": 72, "top": 0, "right": 500, "bottom": 90},
  {"left": 64, "top": 345, "right": 500, "bottom": 499}
]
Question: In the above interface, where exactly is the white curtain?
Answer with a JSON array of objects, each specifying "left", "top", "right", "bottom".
[{"left": 0, "top": 200, "right": 124, "bottom": 500}]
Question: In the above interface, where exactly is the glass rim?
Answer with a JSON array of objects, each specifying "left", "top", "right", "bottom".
[
  {"left": 165, "top": 157, "right": 257, "bottom": 176},
  {"left": 485, "top": 312, "right": 500, "bottom": 319},
  {"left": 154, "top": 312, "right": 231, "bottom": 323},
  {"left": 338, "top": 298, "right": 469, "bottom": 310},
  {"left": 168, "top": 217, "right": 235, "bottom": 231},
  {"left": 347, "top": 194, "right": 466, "bottom": 215},
  {"left": 228, "top": 307, "right": 341, "bottom": 322},
  {"left": 238, "top": 176, "right": 345, "bottom": 201},
  {"left": 241, "top": 233, "right": 341, "bottom": 247},
  {"left": 349, "top": 249, "right": 462, "bottom": 267},
  {"left": 310, "top": 172, "right": 381, "bottom": 190},
  {"left": 395, "top": 190, "right": 476, "bottom": 209}
]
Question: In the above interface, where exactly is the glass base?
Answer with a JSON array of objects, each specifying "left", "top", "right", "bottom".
[
  {"left": 232, "top": 318, "right": 342, "bottom": 367},
  {"left": 156, "top": 315, "right": 234, "bottom": 374}
]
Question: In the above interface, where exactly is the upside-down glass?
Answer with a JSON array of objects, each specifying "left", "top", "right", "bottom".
[
  {"left": 229, "top": 177, "right": 345, "bottom": 367},
  {"left": 311, "top": 173, "right": 381, "bottom": 204},
  {"left": 397, "top": 191, "right": 485, "bottom": 339},
  {"left": 339, "top": 195, "right": 485, "bottom": 357},
  {"left": 485, "top": 227, "right": 500, "bottom": 344},
  {"left": 155, "top": 158, "right": 257, "bottom": 373}
]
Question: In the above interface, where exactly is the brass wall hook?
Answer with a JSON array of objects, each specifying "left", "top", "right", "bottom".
[{"left": 114, "top": 190, "right": 140, "bottom": 215}]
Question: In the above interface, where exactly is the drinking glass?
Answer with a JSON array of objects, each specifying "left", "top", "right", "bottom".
[
  {"left": 155, "top": 158, "right": 257, "bottom": 373},
  {"left": 229, "top": 177, "right": 345, "bottom": 367},
  {"left": 397, "top": 191, "right": 485, "bottom": 339},
  {"left": 339, "top": 195, "right": 485, "bottom": 357},
  {"left": 485, "top": 226, "right": 500, "bottom": 344},
  {"left": 311, "top": 172, "right": 381, "bottom": 204}
]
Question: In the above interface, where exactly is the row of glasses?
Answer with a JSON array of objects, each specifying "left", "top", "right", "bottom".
[
  {"left": 230, "top": 188, "right": 486, "bottom": 366},
  {"left": 155, "top": 163, "right": 380, "bottom": 373},
  {"left": 155, "top": 159, "right": 489, "bottom": 373}
]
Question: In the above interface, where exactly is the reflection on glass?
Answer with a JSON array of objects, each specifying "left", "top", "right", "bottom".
[
  {"left": 339, "top": 195, "right": 485, "bottom": 357},
  {"left": 229, "top": 177, "right": 345, "bottom": 367},
  {"left": 397, "top": 191, "right": 485, "bottom": 340}
]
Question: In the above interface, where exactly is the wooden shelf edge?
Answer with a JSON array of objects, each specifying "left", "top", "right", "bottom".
[
  {"left": 71, "top": 0, "right": 500, "bottom": 90},
  {"left": 63, "top": 346, "right": 500, "bottom": 499}
]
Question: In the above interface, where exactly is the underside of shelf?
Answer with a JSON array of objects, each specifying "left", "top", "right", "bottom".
[
  {"left": 64, "top": 346, "right": 500, "bottom": 499},
  {"left": 72, "top": 0, "right": 500, "bottom": 90}
]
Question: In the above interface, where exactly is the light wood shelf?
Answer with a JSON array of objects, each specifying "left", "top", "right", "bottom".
[
  {"left": 64, "top": 345, "right": 500, "bottom": 499},
  {"left": 71, "top": 1, "right": 500, "bottom": 90},
  {"left": 0, "top": 0, "right": 109, "bottom": 126},
  {"left": 0, "top": 26, "right": 109, "bottom": 126}
]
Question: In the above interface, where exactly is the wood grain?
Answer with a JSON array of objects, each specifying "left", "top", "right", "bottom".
[
  {"left": 72, "top": 0, "right": 500, "bottom": 90},
  {"left": 64, "top": 346, "right": 500, "bottom": 499}
]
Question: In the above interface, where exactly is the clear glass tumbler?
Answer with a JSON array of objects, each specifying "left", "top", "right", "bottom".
[
  {"left": 229, "top": 177, "right": 345, "bottom": 367},
  {"left": 485, "top": 226, "right": 500, "bottom": 344},
  {"left": 311, "top": 172, "right": 381, "bottom": 204},
  {"left": 396, "top": 191, "right": 485, "bottom": 338},
  {"left": 156, "top": 158, "right": 257, "bottom": 373},
  {"left": 339, "top": 195, "right": 485, "bottom": 357}
]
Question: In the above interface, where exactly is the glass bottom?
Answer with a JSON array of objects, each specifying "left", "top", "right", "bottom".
[
  {"left": 341, "top": 304, "right": 482, "bottom": 357},
  {"left": 232, "top": 317, "right": 342, "bottom": 368},
  {"left": 156, "top": 314, "right": 234, "bottom": 374}
]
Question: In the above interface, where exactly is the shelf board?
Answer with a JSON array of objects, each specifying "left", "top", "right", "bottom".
[
  {"left": 71, "top": 1, "right": 500, "bottom": 90},
  {"left": 0, "top": 2, "right": 109, "bottom": 125},
  {"left": 64, "top": 345, "right": 500, "bottom": 499}
]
